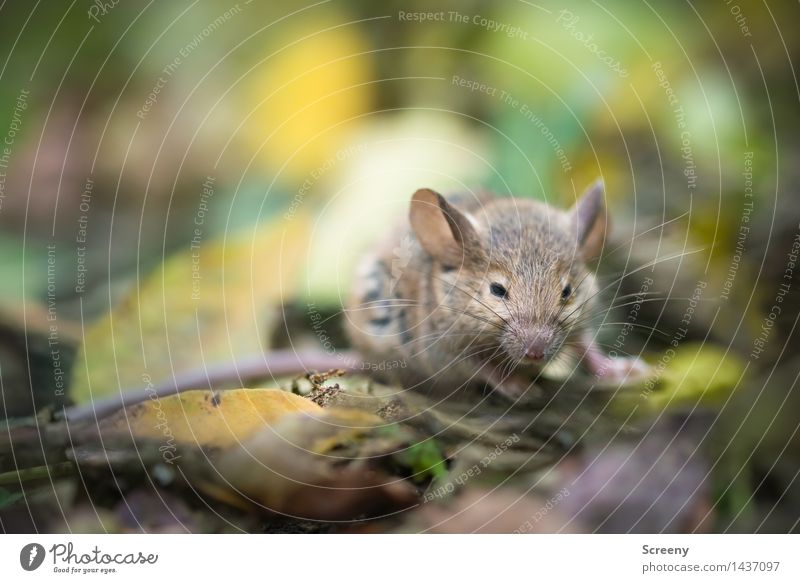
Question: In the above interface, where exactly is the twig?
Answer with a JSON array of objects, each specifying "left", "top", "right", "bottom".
[{"left": 61, "top": 350, "right": 361, "bottom": 423}]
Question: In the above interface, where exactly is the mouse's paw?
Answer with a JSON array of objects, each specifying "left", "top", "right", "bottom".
[{"left": 592, "top": 355, "right": 652, "bottom": 385}]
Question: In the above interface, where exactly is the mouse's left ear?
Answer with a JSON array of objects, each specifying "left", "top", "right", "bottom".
[
  {"left": 570, "top": 179, "right": 608, "bottom": 261},
  {"left": 410, "top": 188, "right": 480, "bottom": 267}
]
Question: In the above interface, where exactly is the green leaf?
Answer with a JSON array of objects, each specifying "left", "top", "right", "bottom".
[
  {"left": 0, "top": 486, "right": 23, "bottom": 509},
  {"left": 394, "top": 438, "right": 448, "bottom": 483}
]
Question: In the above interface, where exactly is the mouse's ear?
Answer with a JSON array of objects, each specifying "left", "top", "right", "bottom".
[
  {"left": 410, "top": 188, "right": 479, "bottom": 267},
  {"left": 570, "top": 179, "right": 608, "bottom": 260}
]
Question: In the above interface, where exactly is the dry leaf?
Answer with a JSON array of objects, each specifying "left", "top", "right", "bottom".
[{"left": 98, "top": 388, "right": 322, "bottom": 449}]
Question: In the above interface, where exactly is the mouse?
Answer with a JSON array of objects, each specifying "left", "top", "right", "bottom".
[{"left": 344, "top": 180, "right": 650, "bottom": 401}]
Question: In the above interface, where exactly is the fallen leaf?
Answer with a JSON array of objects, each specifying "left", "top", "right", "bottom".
[
  {"left": 99, "top": 388, "right": 322, "bottom": 449},
  {"left": 656, "top": 342, "right": 746, "bottom": 408},
  {"left": 613, "top": 342, "right": 746, "bottom": 416}
]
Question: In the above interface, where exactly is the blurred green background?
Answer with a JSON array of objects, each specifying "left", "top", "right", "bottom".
[
  {"left": 1, "top": 0, "right": 794, "bottom": 308},
  {"left": 1, "top": 0, "right": 799, "bottom": 532}
]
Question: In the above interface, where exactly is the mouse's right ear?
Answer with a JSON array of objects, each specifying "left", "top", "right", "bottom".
[
  {"left": 570, "top": 179, "right": 608, "bottom": 261},
  {"left": 410, "top": 188, "right": 479, "bottom": 267}
]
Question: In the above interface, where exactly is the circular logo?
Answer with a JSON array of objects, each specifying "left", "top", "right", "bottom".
[{"left": 19, "top": 543, "right": 46, "bottom": 571}]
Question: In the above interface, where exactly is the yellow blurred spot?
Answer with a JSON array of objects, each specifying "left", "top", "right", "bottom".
[{"left": 244, "top": 17, "right": 373, "bottom": 180}]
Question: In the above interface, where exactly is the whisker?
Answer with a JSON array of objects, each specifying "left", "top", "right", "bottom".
[
  {"left": 558, "top": 254, "right": 680, "bottom": 324},
  {"left": 343, "top": 301, "right": 505, "bottom": 331},
  {"left": 590, "top": 321, "right": 671, "bottom": 337},
  {"left": 595, "top": 248, "right": 706, "bottom": 285},
  {"left": 569, "top": 296, "right": 713, "bottom": 324},
  {"left": 430, "top": 273, "right": 511, "bottom": 326}
]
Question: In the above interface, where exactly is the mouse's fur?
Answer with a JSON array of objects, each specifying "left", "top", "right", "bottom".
[{"left": 345, "top": 181, "right": 644, "bottom": 400}]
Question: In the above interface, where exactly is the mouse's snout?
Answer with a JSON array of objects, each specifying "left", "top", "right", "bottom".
[
  {"left": 516, "top": 325, "right": 555, "bottom": 363},
  {"left": 525, "top": 337, "right": 548, "bottom": 361}
]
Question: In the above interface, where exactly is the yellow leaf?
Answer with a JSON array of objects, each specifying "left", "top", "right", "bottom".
[
  {"left": 101, "top": 388, "right": 322, "bottom": 449},
  {"left": 71, "top": 216, "right": 310, "bottom": 403},
  {"left": 650, "top": 343, "right": 746, "bottom": 411},
  {"left": 612, "top": 343, "right": 746, "bottom": 416}
]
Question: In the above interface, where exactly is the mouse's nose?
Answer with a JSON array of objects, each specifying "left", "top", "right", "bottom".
[{"left": 523, "top": 328, "right": 553, "bottom": 362}]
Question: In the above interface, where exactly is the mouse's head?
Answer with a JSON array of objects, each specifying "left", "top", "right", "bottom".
[{"left": 409, "top": 181, "right": 607, "bottom": 366}]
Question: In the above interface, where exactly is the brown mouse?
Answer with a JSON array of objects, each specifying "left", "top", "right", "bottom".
[{"left": 345, "top": 180, "right": 649, "bottom": 401}]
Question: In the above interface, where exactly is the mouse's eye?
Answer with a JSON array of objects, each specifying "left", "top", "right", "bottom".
[
  {"left": 561, "top": 283, "right": 573, "bottom": 301},
  {"left": 489, "top": 282, "right": 508, "bottom": 299}
]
